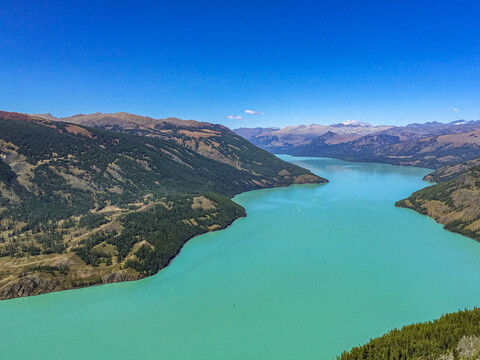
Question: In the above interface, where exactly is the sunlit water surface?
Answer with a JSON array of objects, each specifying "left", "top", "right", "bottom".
[{"left": 2, "top": 156, "right": 480, "bottom": 359}]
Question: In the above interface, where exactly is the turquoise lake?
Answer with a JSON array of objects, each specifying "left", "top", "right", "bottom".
[{"left": 2, "top": 156, "right": 480, "bottom": 359}]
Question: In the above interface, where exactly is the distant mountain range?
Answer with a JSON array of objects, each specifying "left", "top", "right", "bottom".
[
  {"left": 235, "top": 120, "right": 480, "bottom": 169},
  {"left": 0, "top": 111, "right": 324, "bottom": 299}
]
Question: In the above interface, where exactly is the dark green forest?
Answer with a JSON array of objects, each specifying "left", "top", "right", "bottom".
[{"left": 339, "top": 307, "right": 480, "bottom": 360}]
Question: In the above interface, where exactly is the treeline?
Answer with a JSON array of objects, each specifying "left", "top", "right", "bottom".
[
  {"left": 78, "top": 213, "right": 108, "bottom": 230},
  {"left": 72, "top": 231, "right": 117, "bottom": 266},
  {"left": 0, "top": 226, "right": 65, "bottom": 258},
  {"left": 65, "top": 194, "right": 245, "bottom": 274},
  {"left": 396, "top": 180, "right": 457, "bottom": 214},
  {"left": 20, "top": 265, "right": 70, "bottom": 277},
  {"left": 338, "top": 307, "right": 480, "bottom": 360},
  {"left": 396, "top": 161, "right": 480, "bottom": 242},
  {"left": 443, "top": 218, "right": 480, "bottom": 242},
  {"left": 121, "top": 193, "right": 245, "bottom": 275}
]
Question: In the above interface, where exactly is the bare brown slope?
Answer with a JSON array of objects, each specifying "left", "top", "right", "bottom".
[{"left": 1, "top": 111, "right": 40, "bottom": 122}]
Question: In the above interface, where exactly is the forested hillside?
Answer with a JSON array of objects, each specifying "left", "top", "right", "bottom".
[
  {"left": 397, "top": 157, "right": 480, "bottom": 242},
  {"left": 32, "top": 112, "right": 316, "bottom": 178},
  {"left": 0, "top": 112, "right": 325, "bottom": 299},
  {"left": 338, "top": 307, "right": 480, "bottom": 360}
]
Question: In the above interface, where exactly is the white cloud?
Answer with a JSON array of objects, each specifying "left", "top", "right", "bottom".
[
  {"left": 226, "top": 115, "right": 242, "bottom": 120},
  {"left": 453, "top": 108, "right": 460, "bottom": 111},
  {"left": 245, "top": 110, "right": 264, "bottom": 115}
]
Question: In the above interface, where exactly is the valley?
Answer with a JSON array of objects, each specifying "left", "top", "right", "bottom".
[
  {"left": 2, "top": 112, "right": 480, "bottom": 359},
  {"left": 237, "top": 119, "right": 480, "bottom": 247},
  {"left": 3, "top": 2, "right": 479, "bottom": 359}
]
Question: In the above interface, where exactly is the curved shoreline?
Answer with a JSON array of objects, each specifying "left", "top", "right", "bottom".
[{"left": 0, "top": 179, "right": 326, "bottom": 301}]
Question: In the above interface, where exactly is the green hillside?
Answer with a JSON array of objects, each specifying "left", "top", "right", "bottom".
[{"left": 0, "top": 112, "right": 326, "bottom": 299}]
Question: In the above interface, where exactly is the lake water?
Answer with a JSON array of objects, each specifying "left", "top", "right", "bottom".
[{"left": 2, "top": 156, "right": 480, "bottom": 359}]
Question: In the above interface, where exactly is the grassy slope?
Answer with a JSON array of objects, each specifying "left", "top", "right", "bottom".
[{"left": 0, "top": 113, "right": 326, "bottom": 299}]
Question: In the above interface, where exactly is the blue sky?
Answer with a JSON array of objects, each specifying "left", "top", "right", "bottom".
[{"left": 1, "top": 0, "right": 479, "bottom": 128}]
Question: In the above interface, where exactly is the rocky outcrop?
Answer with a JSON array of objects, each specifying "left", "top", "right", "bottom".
[
  {"left": 101, "top": 271, "right": 142, "bottom": 284},
  {"left": 438, "top": 336, "right": 480, "bottom": 360},
  {"left": 0, "top": 275, "right": 59, "bottom": 300},
  {"left": 0, "top": 270, "right": 143, "bottom": 300}
]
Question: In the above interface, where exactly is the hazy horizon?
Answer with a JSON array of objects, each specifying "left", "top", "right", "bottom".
[{"left": 21, "top": 110, "right": 478, "bottom": 130}]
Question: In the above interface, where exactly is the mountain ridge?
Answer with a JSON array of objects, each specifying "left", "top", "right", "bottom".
[
  {"left": 235, "top": 119, "right": 480, "bottom": 169},
  {"left": 32, "top": 112, "right": 287, "bottom": 171}
]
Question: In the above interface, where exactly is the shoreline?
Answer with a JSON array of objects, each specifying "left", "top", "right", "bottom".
[{"left": 0, "top": 179, "right": 325, "bottom": 301}]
